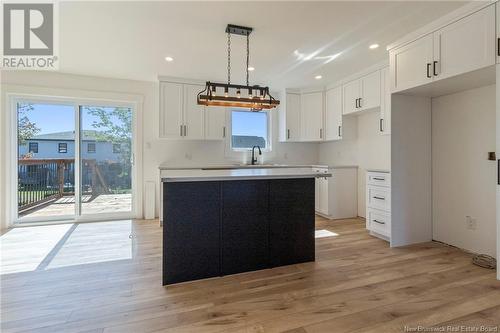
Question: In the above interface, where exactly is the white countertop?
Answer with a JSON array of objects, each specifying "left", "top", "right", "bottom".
[
  {"left": 161, "top": 167, "right": 332, "bottom": 182},
  {"left": 158, "top": 163, "right": 357, "bottom": 170}
]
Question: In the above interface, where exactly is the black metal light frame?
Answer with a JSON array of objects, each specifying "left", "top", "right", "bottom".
[{"left": 197, "top": 24, "right": 280, "bottom": 111}]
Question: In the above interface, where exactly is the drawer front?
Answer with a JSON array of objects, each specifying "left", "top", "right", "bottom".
[
  {"left": 367, "top": 172, "right": 390, "bottom": 187},
  {"left": 367, "top": 186, "right": 391, "bottom": 212},
  {"left": 367, "top": 208, "right": 391, "bottom": 237}
]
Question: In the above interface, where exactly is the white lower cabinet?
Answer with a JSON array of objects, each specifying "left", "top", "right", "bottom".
[
  {"left": 315, "top": 167, "right": 357, "bottom": 219},
  {"left": 366, "top": 171, "right": 391, "bottom": 240}
]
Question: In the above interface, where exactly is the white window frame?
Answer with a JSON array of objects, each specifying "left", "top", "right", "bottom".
[
  {"left": 4, "top": 90, "right": 143, "bottom": 227},
  {"left": 228, "top": 109, "right": 272, "bottom": 153}
]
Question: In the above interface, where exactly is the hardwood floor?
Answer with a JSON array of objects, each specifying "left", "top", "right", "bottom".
[{"left": 1, "top": 216, "right": 499, "bottom": 333}]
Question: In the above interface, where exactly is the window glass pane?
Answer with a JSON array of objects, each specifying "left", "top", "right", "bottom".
[
  {"left": 58, "top": 143, "right": 67, "bottom": 153},
  {"left": 231, "top": 110, "right": 268, "bottom": 149},
  {"left": 80, "top": 106, "right": 132, "bottom": 215},
  {"left": 87, "top": 143, "right": 96, "bottom": 153},
  {"left": 17, "top": 102, "right": 75, "bottom": 219}
]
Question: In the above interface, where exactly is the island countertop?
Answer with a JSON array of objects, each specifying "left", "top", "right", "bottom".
[{"left": 161, "top": 167, "right": 332, "bottom": 182}]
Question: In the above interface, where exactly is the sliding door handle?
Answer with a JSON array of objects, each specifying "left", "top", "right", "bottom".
[
  {"left": 433, "top": 61, "right": 438, "bottom": 76},
  {"left": 426, "top": 63, "right": 432, "bottom": 78}
]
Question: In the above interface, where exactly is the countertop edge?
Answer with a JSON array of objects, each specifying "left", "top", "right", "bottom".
[{"left": 161, "top": 173, "right": 332, "bottom": 182}]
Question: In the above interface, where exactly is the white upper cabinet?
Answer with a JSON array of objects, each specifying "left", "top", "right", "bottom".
[
  {"left": 300, "top": 92, "right": 323, "bottom": 141},
  {"left": 390, "top": 34, "right": 434, "bottom": 92},
  {"left": 390, "top": 5, "right": 495, "bottom": 93},
  {"left": 342, "top": 70, "right": 381, "bottom": 115},
  {"left": 183, "top": 84, "right": 205, "bottom": 140},
  {"left": 325, "top": 86, "right": 342, "bottom": 141},
  {"left": 279, "top": 92, "right": 301, "bottom": 141},
  {"left": 160, "top": 81, "right": 226, "bottom": 140},
  {"left": 379, "top": 67, "right": 391, "bottom": 135},
  {"left": 359, "top": 70, "right": 381, "bottom": 110},
  {"left": 160, "top": 82, "right": 184, "bottom": 138},
  {"left": 497, "top": 3, "right": 500, "bottom": 64},
  {"left": 342, "top": 80, "right": 360, "bottom": 115},
  {"left": 433, "top": 5, "right": 495, "bottom": 81},
  {"left": 205, "top": 107, "right": 226, "bottom": 140}
]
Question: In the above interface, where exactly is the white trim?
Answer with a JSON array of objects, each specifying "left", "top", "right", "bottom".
[
  {"left": 3, "top": 86, "right": 144, "bottom": 228},
  {"left": 158, "top": 76, "right": 206, "bottom": 86}
]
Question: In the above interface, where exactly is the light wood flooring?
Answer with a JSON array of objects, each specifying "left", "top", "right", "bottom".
[{"left": 1, "top": 216, "right": 499, "bottom": 333}]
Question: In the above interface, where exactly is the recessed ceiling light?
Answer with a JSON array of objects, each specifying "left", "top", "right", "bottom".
[
  {"left": 165, "top": 56, "right": 174, "bottom": 62},
  {"left": 248, "top": 66, "right": 255, "bottom": 71},
  {"left": 369, "top": 44, "right": 379, "bottom": 50},
  {"left": 315, "top": 75, "right": 322, "bottom": 80}
]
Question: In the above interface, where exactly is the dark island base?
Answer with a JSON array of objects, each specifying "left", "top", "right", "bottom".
[{"left": 163, "top": 178, "right": 315, "bottom": 285}]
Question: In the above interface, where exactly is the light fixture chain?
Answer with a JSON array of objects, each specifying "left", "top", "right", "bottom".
[
  {"left": 227, "top": 32, "right": 231, "bottom": 85},
  {"left": 246, "top": 33, "right": 250, "bottom": 86}
]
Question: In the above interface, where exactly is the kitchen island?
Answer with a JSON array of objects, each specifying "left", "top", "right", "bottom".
[{"left": 161, "top": 167, "right": 331, "bottom": 285}]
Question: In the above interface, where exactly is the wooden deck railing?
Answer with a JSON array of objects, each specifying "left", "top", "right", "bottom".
[{"left": 18, "top": 159, "right": 74, "bottom": 211}]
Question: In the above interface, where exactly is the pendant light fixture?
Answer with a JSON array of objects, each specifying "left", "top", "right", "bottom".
[{"left": 197, "top": 24, "right": 280, "bottom": 111}]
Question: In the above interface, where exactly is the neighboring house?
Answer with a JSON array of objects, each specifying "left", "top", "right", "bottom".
[
  {"left": 19, "top": 131, "right": 124, "bottom": 162},
  {"left": 231, "top": 135, "right": 266, "bottom": 149}
]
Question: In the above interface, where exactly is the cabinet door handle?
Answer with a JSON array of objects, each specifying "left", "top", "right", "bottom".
[
  {"left": 355, "top": 98, "right": 358, "bottom": 108},
  {"left": 180, "top": 124, "right": 183, "bottom": 136},
  {"left": 287, "top": 129, "right": 290, "bottom": 139},
  {"left": 223, "top": 126, "right": 226, "bottom": 138},
  {"left": 373, "top": 219, "right": 385, "bottom": 225},
  {"left": 358, "top": 98, "right": 362, "bottom": 108},
  {"left": 497, "top": 38, "right": 500, "bottom": 57},
  {"left": 379, "top": 119, "right": 384, "bottom": 132},
  {"left": 338, "top": 125, "right": 341, "bottom": 137},
  {"left": 433, "top": 61, "right": 438, "bottom": 76},
  {"left": 373, "top": 196, "right": 385, "bottom": 200},
  {"left": 373, "top": 177, "right": 385, "bottom": 181},
  {"left": 426, "top": 63, "right": 431, "bottom": 78},
  {"left": 184, "top": 125, "right": 187, "bottom": 137},
  {"left": 498, "top": 159, "right": 499, "bottom": 185},
  {"left": 320, "top": 128, "right": 323, "bottom": 139}
]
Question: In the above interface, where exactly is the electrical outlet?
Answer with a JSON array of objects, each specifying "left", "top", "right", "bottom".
[{"left": 466, "top": 216, "right": 477, "bottom": 230}]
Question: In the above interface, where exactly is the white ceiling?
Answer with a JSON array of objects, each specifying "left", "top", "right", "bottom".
[{"left": 60, "top": 1, "right": 468, "bottom": 89}]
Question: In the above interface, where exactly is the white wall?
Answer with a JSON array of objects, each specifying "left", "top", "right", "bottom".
[
  {"left": 0, "top": 71, "right": 318, "bottom": 227},
  {"left": 318, "top": 111, "right": 391, "bottom": 217},
  {"left": 432, "top": 85, "right": 496, "bottom": 257},
  {"left": 391, "top": 94, "right": 432, "bottom": 247}
]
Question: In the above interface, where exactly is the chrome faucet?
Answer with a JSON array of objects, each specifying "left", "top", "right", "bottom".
[{"left": 251, "top": 146, "right": 262, "bottom": 165}]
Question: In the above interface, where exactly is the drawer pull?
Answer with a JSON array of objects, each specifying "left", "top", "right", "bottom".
[
  {"left": 373, "top": 196, "right": 385, "bottom": 200},
  {"left": 373, "top": 219, "right": 385, "bottom": 225},
  {"left": 373, "top": 177, "right": 385, "bottom": 181}
]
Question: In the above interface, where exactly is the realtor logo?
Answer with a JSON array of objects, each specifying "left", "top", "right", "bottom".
[{"left": 2, "top": 2, "right": 58, "bottom": 69}]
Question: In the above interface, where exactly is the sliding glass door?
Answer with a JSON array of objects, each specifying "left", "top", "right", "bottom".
[
  {"left": 15, "top": 100, "right": 135, "bottom": 223},
  {"left": 79, "top": 106, "right": 133, "bottom": 216}
]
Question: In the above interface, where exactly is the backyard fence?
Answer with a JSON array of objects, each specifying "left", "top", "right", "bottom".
[{"left": 18, "top": 158, "right": 131, "bottom": 213}]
